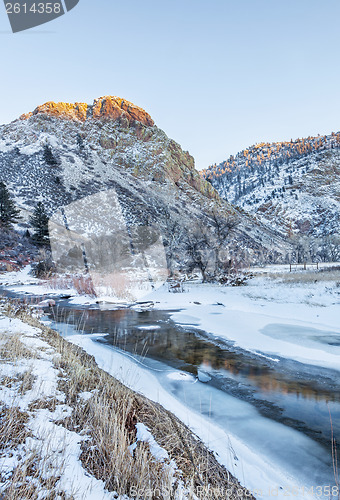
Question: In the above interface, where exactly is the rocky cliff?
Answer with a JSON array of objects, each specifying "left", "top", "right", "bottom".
[{"left": 20, "top": 96, "right": 155, "bottom": 126}]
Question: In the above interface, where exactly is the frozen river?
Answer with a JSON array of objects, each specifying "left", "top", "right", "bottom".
[
  {"left": 45, "top": 301, "right": 339, "bottom": 499},
  {"left": 2, "top": 271, "right": 340, "bottom": 499}
]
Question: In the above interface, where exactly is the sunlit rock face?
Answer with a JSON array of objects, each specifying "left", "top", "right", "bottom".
[{"left": 20, "top": 96, "right": 154, "bottom": 127}]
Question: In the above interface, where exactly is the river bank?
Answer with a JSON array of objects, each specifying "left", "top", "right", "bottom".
[{"left": 0, "top": 299, "right": 251, "bottom": 499}]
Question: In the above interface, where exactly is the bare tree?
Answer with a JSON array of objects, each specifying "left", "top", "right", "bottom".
[
  {"left": 328, "top": 236, "right": 340, "bottom": 262},
  {"left": 209, "top": 210, "right": 239, "bottom": 275},
  {"left": 319, "top": 235, "right": 340, "bottom": 262},
  {"left": 161, "top": 208, "right": 186, "bottom": 276},
  {"left": 183, "top": 211, "right": 239, "bottom": 282},
  {"left": 290, "top": 235, "right": 310, "bottom": 264},
  {"left": 184, "top": 221, "right": 213, "bottom": 282}
]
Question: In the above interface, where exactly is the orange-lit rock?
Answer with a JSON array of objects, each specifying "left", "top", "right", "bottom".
[
  {"left": 20, "top": 96, "right": 154, "bottom": 127},
  {"left": 21, "top": 101, "right": 88, "bottom": 121}
]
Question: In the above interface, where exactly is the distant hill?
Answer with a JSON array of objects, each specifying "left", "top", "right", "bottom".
[{"left": 202, "top": 133, "right": 340, "bottom": 243}]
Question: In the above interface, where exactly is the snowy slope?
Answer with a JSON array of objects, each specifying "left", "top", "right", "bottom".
[{"left": 202, "top": 133, "right": 340, "bottom": 241}]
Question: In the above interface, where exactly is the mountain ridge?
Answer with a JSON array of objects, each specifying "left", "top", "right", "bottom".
[
  {"left": 0, "top": 96, "right": 292, "bottom": 270},
  {"left": 19, "top": 96, "right": 154, "bottom": 126},
  {"left": 202, "top": 132, "right": 340, "bottom": 241}
]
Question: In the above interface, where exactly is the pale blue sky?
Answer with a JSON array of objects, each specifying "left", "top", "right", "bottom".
[{"left": 1, "top": 0, "right": 340, "bottom": 169}]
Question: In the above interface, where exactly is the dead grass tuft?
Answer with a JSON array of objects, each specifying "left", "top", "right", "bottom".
[
  {"left": 262, "top": 268, "right": 340, "bottom": 284},
  {"left": 28, "top": 397, "right": 60, "bottom": 413},
  {"left": 1, "top": 452, "right": 67, "bottom": 500},
  {"left": 0, "top": 370, "right": 35, "bottom": 395},
  {"left": 0, "top": 334, "right": 37, "bottom": 361},
  {"left": 71, "top": 275, "right": 97, "bottom": 298},
  {"left": 0, "top": 404, "right": 30, "bottom": 450}
]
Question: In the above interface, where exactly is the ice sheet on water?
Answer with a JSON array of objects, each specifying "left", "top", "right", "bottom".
[
  {"left": 137, "top": 325, "right": 161, "bottom": 331},
  {"left": 261, "top": 323, "right": 340, "bottom": 355},
  {"left": 166, "top": 372, "right": 196, "bottom": 382}
]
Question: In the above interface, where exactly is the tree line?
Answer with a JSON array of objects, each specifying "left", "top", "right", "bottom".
[
  {"left": 202, "top": 131, "right": 340, "bottom": 182},
  {"left": 0, "top": 181, "right": 49, "bottom": 246}
]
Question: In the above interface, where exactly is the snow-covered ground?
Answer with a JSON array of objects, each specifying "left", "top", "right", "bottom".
[
  {"left": 0, "top": 266, "right": 78, "bottom": 298},
  {"left": 0, "top": 314, "right": 117, "bottom": 499},
  {"left": 1, "top": 265, "right": 339, "bottom": 499}
]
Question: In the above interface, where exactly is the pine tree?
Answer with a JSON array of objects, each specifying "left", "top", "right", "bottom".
[
  {"left": 0, "top": 182, "right": 21, "bottom": 228},
  {"left": 29, "top": 202, "right": 50, "bottom": 246},
  {"left": 43, "top": 144, "right": 59, "bottom": 167}
]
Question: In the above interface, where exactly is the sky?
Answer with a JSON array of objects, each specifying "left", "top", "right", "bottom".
[{"left": 1, "top": 0, "right": 340, "bottom": 170}]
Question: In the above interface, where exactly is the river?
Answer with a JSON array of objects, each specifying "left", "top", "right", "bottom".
[{"left": 3, "top": 288, "right": 339, "bottom": 498}]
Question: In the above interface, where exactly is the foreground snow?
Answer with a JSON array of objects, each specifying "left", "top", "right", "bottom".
[{"left": 0, "top": 315, "right": 116, "bottom": 499}]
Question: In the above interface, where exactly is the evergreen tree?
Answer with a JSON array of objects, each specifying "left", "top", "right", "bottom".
[
  {"left": 29, "top": 202, "right": 50, "bottom": 246},
  {"left": 43, "top": 144, "right": 59, "bottom": 167},
  {"left": 0, "top": 182, "right": 21, "bottom": 228},
  {"left": 76, "top": 133, "right": 85, "bottom": 149}
]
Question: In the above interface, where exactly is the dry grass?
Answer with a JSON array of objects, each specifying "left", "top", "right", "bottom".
[
  {"left": 0, "top": 405, "right": 30, "bottom": 449},
  {"left": 0, "top": 333, "right": 38, "bottom": 362},
  {"left": 71, "top": 275, "right": 97, "bottom": 298},
  {"left": 44, "top": 273, "right": 98, "bottom": 297},
  {"left": 76, "top": 397, "right": 174, "bottom": 497},
  {"left": 53, "top": 345, "right": 181, "bottom": 496},
  {"left": 1, "top": 450, "right": 67, "bottom": 500},
  {"left": 0, "top": 370, "right": 35, "bottom": 395},
  {"left": 0, "top": 405, "right": 64, "bottom": 499},
  {"left": 260, "top": 268, "right": 340, "bottom": 284},
  {"left": 47, "top": 270, "right": 147, "bottom": 301},
  {"left": 91, "top": 270, "right": 134, "bottom": 300},
  {"left": 0, "top": 300, "right": 254, "bottom": 499}
]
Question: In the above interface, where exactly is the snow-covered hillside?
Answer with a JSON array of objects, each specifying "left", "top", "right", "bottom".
[
  {"left": 202, "top": 133, "right": 340, "bottom": 244},
  {"left": 0, "top": 97, "right": 291, "bottom": 266}
]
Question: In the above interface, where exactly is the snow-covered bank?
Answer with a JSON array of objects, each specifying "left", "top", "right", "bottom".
[
  {"left": 0, "top": 313, "right": 116, "bottom": 499},
  {"left": 0, "top": 265, "right": 78, "bottom": 298},
  {"left": 142, "top": 277, "right": 340, "bottom": 371}
]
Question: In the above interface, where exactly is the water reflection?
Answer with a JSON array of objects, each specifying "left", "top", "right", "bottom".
[
  {"left": 49, "top": 305, "right": 340, "bottom": 406},
  {"left": 48, "top": 303, "right": 339, "bottom": 448}
]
